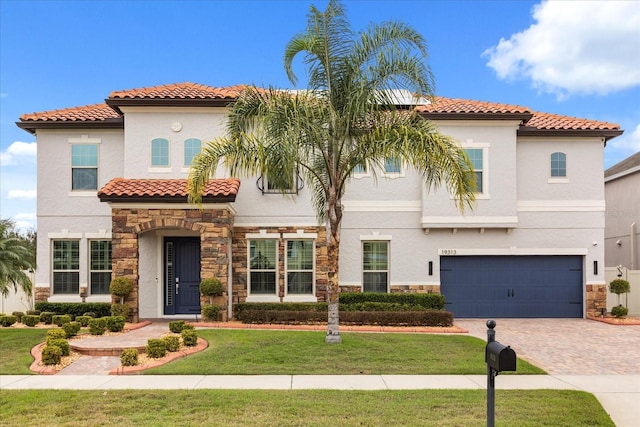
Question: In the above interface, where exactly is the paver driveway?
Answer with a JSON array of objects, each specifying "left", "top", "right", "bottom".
[{"left": 454, "top": 318, "right": 640, "bottom": 375}]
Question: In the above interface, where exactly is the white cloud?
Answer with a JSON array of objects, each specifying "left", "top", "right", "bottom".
[
  {"left": 609, "top": 123, "right": 640, "bottom": 153},
  {"left": 0, "top": 141, "right": 37, "bottom": 166},
  {"left": 483, "top": 1, "right": 640, "bottom": 98},
  {"left": 7, "top": 190, "right": 37, "bottom": 200}
]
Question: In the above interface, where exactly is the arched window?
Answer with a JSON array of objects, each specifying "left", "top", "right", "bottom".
[
  {"left": 184, "top": 138, "right": 202, "bottom": 167},
  {"left": 551, "top": 152, "right": 566, "bottom": 177},
  {"left": 151, "top": 138, "right": 169, "bottom": 166}
]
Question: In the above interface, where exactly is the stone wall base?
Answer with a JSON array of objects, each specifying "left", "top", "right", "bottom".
[
  {"left": 34, "top": 287, "right": 50, "bottom": 303},
  {"left": 586, "top": 284, "right": 607, "bottom": 318}
]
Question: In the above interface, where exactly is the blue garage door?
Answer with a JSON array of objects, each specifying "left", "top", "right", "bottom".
[{"left": 440, "top": 256, "right": 583, "bottom": 318}]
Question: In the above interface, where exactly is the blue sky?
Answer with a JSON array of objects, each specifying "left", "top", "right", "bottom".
[{"left": 1, "top": 0, "right": 639, "bottom": 230}]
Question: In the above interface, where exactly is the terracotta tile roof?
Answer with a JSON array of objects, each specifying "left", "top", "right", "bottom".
[
  {"left": 98, "top": 178, "right": 240, "bottom": 203},
  {"left": 19, "top": 103, "right": 120, "bottom": 122},
  {"left": 525, "top": 111, "right": 620, "bottom": 131},
  {"left": 417, "top": 97, "right": 531, "bottom": 115},
  {"left": 108, "top": 82, "right": 247, "bottom": 100}
]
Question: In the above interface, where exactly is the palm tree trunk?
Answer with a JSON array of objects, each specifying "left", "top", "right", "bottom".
[{"left": 325, "top": 194, "right": 342, "bottom": 343}]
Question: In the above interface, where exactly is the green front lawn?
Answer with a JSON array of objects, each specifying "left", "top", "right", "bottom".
[
  {"left": 0, "top": 389, "right": 613, "bottom": 426},
  {"left": 145, "top": 329, "right": 544, "bottom": 375},
  {"left": 0, "top": 328, "right": 50, "bottom": 374}
]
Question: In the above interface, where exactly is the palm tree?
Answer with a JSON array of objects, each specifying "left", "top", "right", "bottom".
[
  {"left": 0, "top": 219, "right": 35, "bottom": 297},
  {"left": 189, "top": 0, "right": 476, "bottom": 343}
]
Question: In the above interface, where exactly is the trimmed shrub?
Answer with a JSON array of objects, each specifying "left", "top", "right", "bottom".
[
  {"left": 111, "top": 303, "right": 129, "bottom": 319},
  {"left": 75, "top": 315, "right": 92, "bottom": 327},
  {"left": 110, "top": 277, "right": 133, "bottom": 303},
  {"left": 26, "top": 309, "right": 41, "bottom": 316},
  {"left": 106, "top": 316, "right": 125, "bottom": 333},
  {"left": 63, "top": 321, "right": 81, "bottom": 338},
  {"left": 83, "top": 312, "right": 97, "bottom": 318},
  {"left": 46, "top": 328, "right": 67, "bottom": 343},
  {"left": 181, "top": 324, "right": 195, "bottom": 331},
  {"left": 52, "top": 314, "right": 72, "bottom": 327},
  {"left": 339, "top": 292, "right": 446, "bottom": 310},
  {"left": 169, "top": 320, "right": 185, "bottom": 334},
  {"left": 39, "top": 312, "right": 55, "bottom": 325},
  {"left": 12, "top": 311, "right": 25, "bottom": 322},
  {"left": 611, "top": 305, "right": 629, "bottom": 318},
  {"left": 163, "top": 335, "right": 181, "bottom": 352},
  {"left": 609, "top": 279, "right": 631, "bottom": 295},
  {"left": 120, "top": 348, "right": 139, "bottom": 366},
  {"left": 35, "top": 302, "right": 110, "bottom": 318},
  {"left": 202, "top": 304, "right": 220, "bottom": 321},
  {"left": 22, "top": 315, "right": 40, "bottom": 327},
  {"left": 0, "top": 315, "right": 17, "bottom": 327},
  {"left": 146, "top": 338, "right": 167, "bottom": 358},
  {"left": 48, "top": 338, "right": 70, "bottom": 357},
  {"left": 181, "top": 329, "right": 198, "bottom": 347},
  {"left": 200, "top": 278, "right": 224, "bottom": 297},
  {"left": 88, "top": 318, "right": 107, "bottom": 335},
  {"left": 41, "top": 345, "right": 62, "bottom": 365}
]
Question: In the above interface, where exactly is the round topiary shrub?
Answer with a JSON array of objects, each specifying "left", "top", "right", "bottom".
[
  {"left": 106, "top": 316, "right": 126, "bottom": 333},
  {"left": 63, "top": 321, "right": 81, "bottom": 338},
  {"left": 120, "top": 348, "right": 139, "bottom": 366},
  {"left": 611, "top": 305, "right": 629, "bottom": 318},
  {"left": 163, "top": 335, "right": 181, "bottom": 352},
  {"left": 200, "top": 278, "right": 224, "bottom": 303},
  {"left": 76, "top": 315, "right": 92, "bottom": 327},
  {"left": 12, "top": 311, "right": 25, "bottom": 323},
  {"left": 46, "top": 328, "right": 67, "bottom": 343},
  {"left": 202, "top": 304, "right": 220, "bottom": 321},
  {"left": 88, "top": 318, "right": 107, "bottom": 335},
  {"left": 53, "top": 314, "right": 72, "bottom": 327},
  {"left": 110, "top": 277, "right": 133, "bottom": 303},
  {"left": 48, "top": 338, "right": 70, "bottom": 357},
  {"left": 42, "top": 345, "right": 62, "bottom": 366},
  {"left": 39, "top": 312, "right": 55, "bottom": 325},
  {"left": 22, "top": 315, "right": 39, "bottom": 327},
  {"left": 111, "top": 303, "right": 130, "bottom": 319},
  {"left": 181, "top": 329, "right": 198, "bottom": 347},
  {"left": 0, "top": 315, "right": 17, "bottom": 327},
  {"left": 169, "top": 320, "right": 185, "bottom": 333},
  {"left": 145, "top": 338, "right": 167, "bottom": 358}
]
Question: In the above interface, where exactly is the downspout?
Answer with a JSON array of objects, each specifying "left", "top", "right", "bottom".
[
  {"left": 631, "top": 222, "right": 637, "bottom": 270},
  {"left": 228, "top": 227, "right": 233, "bottom": 320}
]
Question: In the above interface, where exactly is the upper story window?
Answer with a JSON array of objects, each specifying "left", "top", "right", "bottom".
[
  {"left": 353, "top": 162, "right": 367, "bottom": 174},
  {"left": 257, "top": 173, "right": 303, "bottom": 194},
  {"left": 286, "top": 240, "right": 314, "bottom": 295},
  {"left": 52, "top": 240, "right": 79, "bottom": 294},
  {"left": 464, "top": 148, "right": 484, "bottom": 193},
  {"left": 248, "top": 239, "right": 277, "bottom": 295},
  {"left": 90, "top": 240, "right": 111, "bottom": 295},
  {"left": 384, "top": 157, "right": 401, "bottom": 174},
  {"left": 151, "top": 138, "right": 170, "bottom": 167},
  {"left": 71, "top": 144, "right": 98, "bottom": 190},
  {"left": 184, "top": 138, "right": 202, "bottom": 167},
  {"left": 362, "top": 241, "right": 389, "bottom": 293},
  {"left": 551, "top": 152, "right": 566, "bottom": 177}
]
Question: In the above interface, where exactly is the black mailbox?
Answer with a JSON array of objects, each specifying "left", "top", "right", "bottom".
[{"left": 485, "top": 341, "right": 517, "bottom": 372}]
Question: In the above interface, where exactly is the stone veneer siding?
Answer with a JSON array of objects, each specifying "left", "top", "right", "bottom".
[
  {"left": 34, "top": 287, "right": 50, "bottom": 303},
  {"left": 586, "top": 283, "right": 607, "bottom": 318},
  {"left": 111, "top": 207, "right": 234, "bottom": 323},
  {"left": 231, "top": 226, "right": 328, "bottom": 306}
]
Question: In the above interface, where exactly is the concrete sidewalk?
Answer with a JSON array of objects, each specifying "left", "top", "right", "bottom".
[{"left": 1, "top": 374, "right": 638, "bottom": 426}]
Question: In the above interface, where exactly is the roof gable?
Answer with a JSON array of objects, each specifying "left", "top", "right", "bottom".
[{"left": 98, "top": 178, "right": 240, "bottom": 203}]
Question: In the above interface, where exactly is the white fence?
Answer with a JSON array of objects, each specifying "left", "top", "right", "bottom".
[
  {"left": 604, "top": 267, "right": 640, "bottom": 316},
  {"left": 0, "top": 271, "right": 35, "bottom": 315}
]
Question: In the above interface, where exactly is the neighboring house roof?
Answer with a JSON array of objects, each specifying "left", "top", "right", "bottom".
[
  {"left": 97, "top": 178, "right": 240, "bottom": 203},
  {"left": 604, "top": 151, "right": 640, "bottom": 181},
  {"left": 16, "top": 82, "right": 623, "bottom": 141}
]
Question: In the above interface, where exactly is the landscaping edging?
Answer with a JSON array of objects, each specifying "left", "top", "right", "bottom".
[
  {"left": 188, "top": 321, "right": 467, "bottom": 334},
  {"left": 588, "top": 316, "right": 640, "bottom": 325},
  {"left": 110, "top": 337, "right": 208, "bottom": 375}
]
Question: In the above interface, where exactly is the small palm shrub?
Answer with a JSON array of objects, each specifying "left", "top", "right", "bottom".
[
  {"left": 106, "top": 316, "right": 126, "bottom": 332},
  {"left": 63, "top": 321, "right": 81, "bottom": 338},
  {"left": 169, "top": 320, "right": 185, "bottom": 333},
  {"left": 0, "top": 315, "right": 17, "bottom": 327},
  {"left": 53, "top": 314, "right": 72, "bottom": 327},
  {"left": 120, "top": 348, "right": 139, "bottom": 366},
  {"left": 46, "top": 328, "right": 67, "bottom": 343},
  {"left": 48, "top": 338, "right": 70, "bottom": 357},
  {"left": 22, "top": 315, "right": 39, "bottom": 327},
  {"left": 202, "top": 304, "right": 220, "bottom": 321},
  {"left": 41, "top": 345, "right": 62, "bottom": 365},
  {"left": 181, "top": 329, "right": 198, "bottom": 347},
  {"left": 39, "top": 312, "right": 55, "bottom": 325},
  {"left": 88, "top": 318, "right": 107, "bottom": 335},
  {"left": 146, "top": 339, "right": 167, "bottom": 358},
  {"left": 163, "top": 335, "right": 181, "bottom": 352}
]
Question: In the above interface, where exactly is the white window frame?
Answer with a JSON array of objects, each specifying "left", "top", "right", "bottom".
[
  {"left": 52, "top": 240, "right": 80, "bottom": 295},
  {"left": 70, "top": 143, "right": 99, "bottom": 191},
  {"left": 245, "top": 232, "right": 280, "bottom": 302},
  {"left": 283, "top": 231, "right": 318, "bottom": 302},
  {"left": 89, "top": 240, "right": 112, "bottom": 295},
  {"left": 150, "top": 138, "right": 171, "bottom": 169},
  {"left": 382, "top": 157, "right": 404, "bottom": 178},
  {"left": 361, "top": 240, "right": 390, "bottom": 293},
  {"left": 548, "top": 151, "right": 569, "bottom": 184},
  {"left": 461, "top": 141, "right": 490, "bottom": 199},
  {"left": 182, "top": 138, "right": 202, "bottom": 171}
]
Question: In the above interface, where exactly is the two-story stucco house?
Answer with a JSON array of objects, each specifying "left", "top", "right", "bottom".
[{"left": 17, "top": 82, "right": 622, "bottom": 322}]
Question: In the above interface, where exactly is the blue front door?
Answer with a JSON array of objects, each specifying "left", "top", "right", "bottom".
[{"left": 164, "top": 237, "right": 201, "bottom": 315}]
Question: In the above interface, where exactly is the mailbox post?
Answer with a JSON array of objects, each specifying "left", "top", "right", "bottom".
[{"left": 485, "top": 320, "right": 517, "bottom": 427}]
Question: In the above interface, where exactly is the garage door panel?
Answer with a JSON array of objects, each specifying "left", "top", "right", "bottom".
[{"left": 440, "top": 256, "right": 583, "bottom": 318}]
